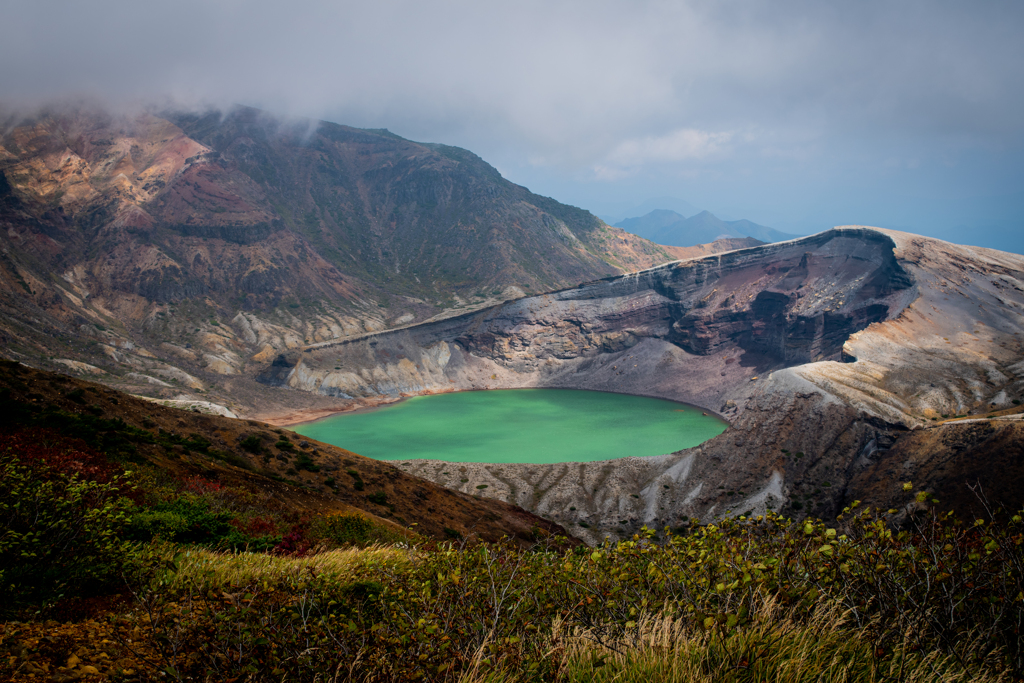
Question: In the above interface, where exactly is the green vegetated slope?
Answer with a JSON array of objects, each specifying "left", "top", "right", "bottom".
[
  {"left": 1, "top": 364, "right": 1021, "bottom": 682},
  {"left": 0, "top": 360, "right": 571, "bottom": 563}
]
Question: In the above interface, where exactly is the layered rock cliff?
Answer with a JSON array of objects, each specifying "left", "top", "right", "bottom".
[{"left": 283, "top": 227, "right": 913, "bottom": 405}]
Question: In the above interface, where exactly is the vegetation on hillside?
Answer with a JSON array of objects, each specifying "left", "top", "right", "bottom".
[
  {"left": 0, "top": 426, "right": 405, "bottom": 609},
  {"left": 1, "top": 362, "right": 1022, "bottom": 681},
  {"left": 2, "top": 422, "right": 1022, "bottom": 682},
  {"left": 0, "top": 360, "right": 571, "bottom": 550}
]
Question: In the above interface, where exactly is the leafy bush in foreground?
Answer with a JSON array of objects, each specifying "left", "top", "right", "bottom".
[
  {"left": 0, "top": 427, "right": 296, "bottom": 611},
  {"left": 125, "top": 495, "right": 1023, "bottom": 682},
  {"left": 0, "top": 429, "right": 137, "bottom": 607}
]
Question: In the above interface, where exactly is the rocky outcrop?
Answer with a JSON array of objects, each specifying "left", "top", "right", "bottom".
[{"left": 283, "top": 227, "right": 1024, "bottom": 542}]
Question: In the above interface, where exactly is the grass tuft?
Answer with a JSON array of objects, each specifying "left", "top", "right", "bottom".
[
  {"left": 548, "top": 600, "right": 998, "bottom": 683},
  {"left": 168, "top": 545, "right": 411, "bottom": 591}
]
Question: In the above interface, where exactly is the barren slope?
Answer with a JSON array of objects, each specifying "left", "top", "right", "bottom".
[{"left": 0, "top": 104, "right": 683, "bottom": 418}]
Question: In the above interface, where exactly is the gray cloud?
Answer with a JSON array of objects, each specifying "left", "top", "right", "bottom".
[{"left": 2, "top": 0, "right": 1023, "bottom": 248}]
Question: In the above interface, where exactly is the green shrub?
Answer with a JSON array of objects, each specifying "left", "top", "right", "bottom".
[
  {"left": 295, "top": 452, "right": 320, "bottom": 472},
  {"left": 310, "top": 513, "right": 373, "bottom": 545},
  {"left": 128, "top": 495, "right": 283, "bottom": 552},
  {"left": 239, "top": 434, "right": 263, "bottom": 453},
  {"left": 129, "top": 508, "right": 193, "bottom": 540},
  {"left": 367, "top": 491, "right": 387, "bottom": 505},
  {"left": 0, "top": 457, "right": 134, "bottom": 607},
  {"left": 308, "top": 513, "right": 403, "bottom": 548},
  {"left": 128, "top": 497, "right": 234, "bottom": 545}
]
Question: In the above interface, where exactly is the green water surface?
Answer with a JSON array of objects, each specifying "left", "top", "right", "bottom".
[{"left": 292, "top": 389, "right": 727, "bottom": 464}]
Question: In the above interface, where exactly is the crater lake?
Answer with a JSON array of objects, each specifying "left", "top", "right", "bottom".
[{"left": 292, "top": 388, "right": 727, "bottom": 464}]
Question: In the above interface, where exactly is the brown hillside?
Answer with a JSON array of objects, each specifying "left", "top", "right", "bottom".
[{"left": 0, "top": 359, "right": 578, "bottom": 546}]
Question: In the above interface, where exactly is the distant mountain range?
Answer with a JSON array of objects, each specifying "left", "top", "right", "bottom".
[
  {"left": 615, "top": 209, "right": 800, "bottom": 247},
  {"left": 601, "top": 197, "right": 702, "bottom": 225}
]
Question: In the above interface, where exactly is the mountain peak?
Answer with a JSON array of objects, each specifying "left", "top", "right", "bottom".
[{"left": 614, "top": 207, "right": 799, "bottom": 247}]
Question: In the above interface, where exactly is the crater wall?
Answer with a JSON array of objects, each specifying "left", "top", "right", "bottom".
[
  {"left": 279, "top": 227, "right": 1024, "bottom": 542},
  {"left": 288, "top": 228, "right": 913, "bottom": 408}
]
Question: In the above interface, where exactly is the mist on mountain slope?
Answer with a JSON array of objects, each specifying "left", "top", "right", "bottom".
[{"left": 1, "top": 1, "right": 1022, "bottom": 249}]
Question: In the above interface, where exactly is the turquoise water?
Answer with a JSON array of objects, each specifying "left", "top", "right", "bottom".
[{"left": 292, "top": 389, "right": 727, "bottom": 464}]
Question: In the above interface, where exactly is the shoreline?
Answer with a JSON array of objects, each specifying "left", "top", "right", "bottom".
[
  {"left": 253, "top": 386, "right": 731, "bottom": 428},
  {"left": 253, "top": 387, "right": 489, "bottom": 427},
  {"left": 252, "top": 393, "right": 421, "bottom": 427}
]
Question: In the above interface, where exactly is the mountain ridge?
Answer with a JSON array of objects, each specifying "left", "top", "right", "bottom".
[
  {"left": 5, "top": 102, "right": 1021, "bottom": 543},
  {"left": 616, "top": 208, "right": 799, "bottom": 246},
  {"left": 0, "top": 103, "right": 695, "bottom": 416}
]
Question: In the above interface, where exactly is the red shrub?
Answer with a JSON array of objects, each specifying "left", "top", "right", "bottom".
[
  {"left": 180, "top": 475, "right": 224, "bottom": 496},
  {"left": 274, "top": 521, "right": 314, "bottom": 556},
  {"left": 230, "top": 515, "right": 279, "bottom": 537},
  {"left": 0, "top": 428, "right": 120, "bottom": 484}
]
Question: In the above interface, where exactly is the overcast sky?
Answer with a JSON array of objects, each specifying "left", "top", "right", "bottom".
[{"left": 3, "top": 0, "right": 1023, "bottom": 250}]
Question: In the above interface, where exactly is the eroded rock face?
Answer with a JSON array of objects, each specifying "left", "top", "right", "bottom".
[
  {"left": 395, "top": 391, "right": 880, "bottom": 545},
  {"left": 271, "top": 226, "right": 1024, "bottom": 541},
  {"left": 294, "top": 228, "right": 912, "bottom": 402},
  {"left": 277, "top": 227, "right": 1024, "bottom": 541},
  {"left": 0, "top": 104, "right": 719, "bottom": 417}
]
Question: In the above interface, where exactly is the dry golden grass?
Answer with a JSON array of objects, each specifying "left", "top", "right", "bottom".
[
  {"left": 169, "top": 544, "right": 413, "bottom": 591},
  {"left": 551, "top": 603, "right": 1003, "bottom": 683},
  {"left": 458, "top": 599, "right": 1006, "bottom": 683}
]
